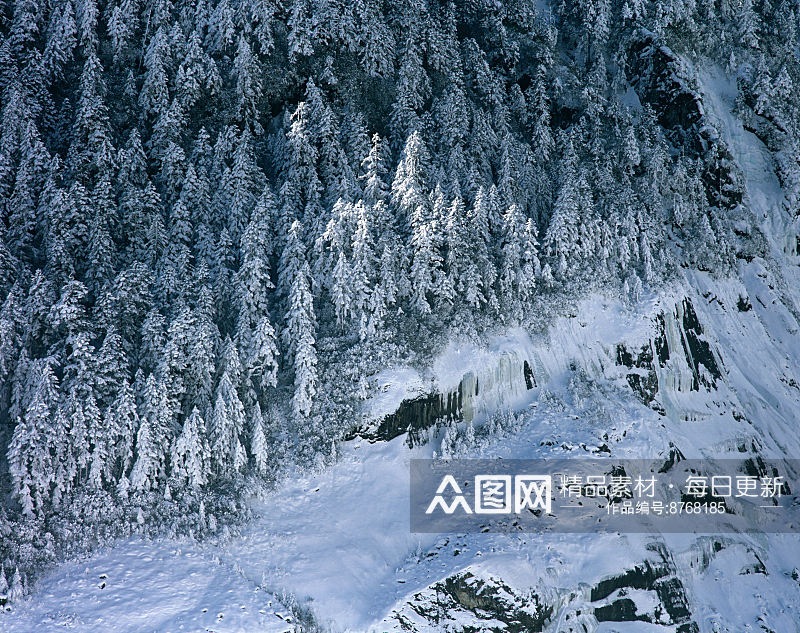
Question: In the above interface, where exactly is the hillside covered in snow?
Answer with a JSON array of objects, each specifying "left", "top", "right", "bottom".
[{"left": 1, "top": 0, "right": 800, "bottom": 630}]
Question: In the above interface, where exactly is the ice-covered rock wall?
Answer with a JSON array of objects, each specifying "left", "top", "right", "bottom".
[
  {"left": 360, "top": 330, "right": 547, "bottom": 441},
  {"left": 614, "top": 296, "right": 724, "bottom": 422},
  {"left": 361, "top": 293, "right": 726, "bottom": 443},
  {"left": 434, "top": 331, "right": 548, "bottom": 425},
  {"left": 362, "top": 260, "right": 800, "bottom": 462}
]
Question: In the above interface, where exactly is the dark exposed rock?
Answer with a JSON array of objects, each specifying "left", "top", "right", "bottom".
[
  {"left": 627, "top": 30, "right": 744, "bottom": 210},
  {"left": 625, "top": 372, "right": 659, "bottom": 406},
  {"left": 594, "top": 598, "right": 643, "bottom": 622},
  {"left": 442, "top": 573, "right": 553, "bottom": 632},
  {"left": 616, "top": 341, "right": 659, "bottom": 405},
  {"left": 523, "top": 360, "right": 535, "bottom": 390},
  {"left": 394, "top": 571, "right": 554, "bottom": 633},
  {"left": 737, "top": 295, "right": 753, "bottom": 311},
  {"left": 628, "top": 34, "right": 705, "bottom": 153},
  {"left": 658, "top": 444, "right": 686, "bottom": 473},
  {"left": 591, "top": 560, "right": 668, "bottom": 602},
  {"left": 589, "top": 543, "right": 698, "bottom": 631},
  {"left": 743, "top": 457, "right": 792, "bottom": 495},
  {"left": 343, "top": 387, "right": 461, "bottom": 443},
  {"left": 616, "top": 342, "right": 653, "bottom": 369},
  {"left": 654, "top": 313, "right": 670, "bottom": 364},
  {"left": 379, "top": 386, "right": 463, "bottom": 445},
  {"left": 654, "top": 576, "right": 693, "bottom": 621},
  {"left": 679, "top": 298, "right": 722, "bottom": 388},
  {"left": 616, "top": 297, "right": 723, "bottom": 408},
  {"left": 354, "top": 357, "right": 537, "bottom": 444}
]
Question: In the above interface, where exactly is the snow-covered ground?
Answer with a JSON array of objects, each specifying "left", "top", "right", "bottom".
[
  {"left": 6, "top": 65, "right": 800, "bottom": 633},
  {"left": 7, "top": 265, "right": 800, "bottom": 631},
  {"left": 0, "top": 537, "right": 294, "bottom": 632},
  {"left": 6, "top": 267, "right": 800, "bottom": 631}
]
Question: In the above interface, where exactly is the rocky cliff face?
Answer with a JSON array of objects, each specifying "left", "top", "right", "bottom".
[
  {"left": 616, "top": 297, "right": 723, "bottom": 416},
  {"left": 383, "top": 542, "right": 704, "bottom": 633},
  {"left": 628, "top": 30, "right": 745, "bottom": 211},
  {"left": 359, "top": 220, "right": 800, "bottom": 633},
  {"left": 363, "top": 291, "right": 729, "bottom": 446}
]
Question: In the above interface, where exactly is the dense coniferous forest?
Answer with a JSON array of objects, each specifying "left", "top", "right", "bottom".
[{"left": 0, "top": 0, "right": 798, "bottom": 596}]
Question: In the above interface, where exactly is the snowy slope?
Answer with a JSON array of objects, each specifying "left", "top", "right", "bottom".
[
  {"left": 1, "top": 537, "right": 294, "bottom": 632},
  {"left": 8, "top": 273, "right": 800, "bottom": 631},
  {"left": 9, "top": 256, "right": 800, "bottom": 632},
  {"left": 6, "top": 64, "right": 800, "bottom": 633}
]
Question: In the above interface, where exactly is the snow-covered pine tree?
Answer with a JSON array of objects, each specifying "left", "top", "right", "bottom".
[
  {"left": 392, "top": 132, "right": 441, "bottom": 315},
  {"left": 350, "top": 201, "right": 377, "bottom": 336},
  {"left": 108, "top": 377, "right": 139, "bottom": 481},
  {"left": 250, "top": 402, "right": 270, "bottom": 476},
  {"left": 235, "top": 205, "right": 278, "bottom": 397},
  {"left": 130, "top": 415, "right": 158, "bottom": 492},
  {"left": 7, "top": 359, "right": 59, "bottom": 516},
  {"left": 132, "top": 373, "right": 174, "bottom": 490},
  {"left": 284, "top": 258, "right": 318, "bottom": 421},
  {"left": 361, "top": 133, "right": 390, "bottom": 207},
  {"left": 214, "top": 128, "right": 264, "bottom": 245},
  {"left": 543, "top": 133, "right": 581, "bottom": 280},
  {"left": 171, "top": 406, "right": 209, "bottom": 489},
  {"left": 210, "top": 367, "right": 247, "bottom": 476},
  {"left": 7, "top": 567, "right": 23, "bottom": 603},
  {"left": 175, "top": 30, "right": 220, "bottom": 112},
  {"left": 446, "top": 189, "right": 483, "bottom": 311}
]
